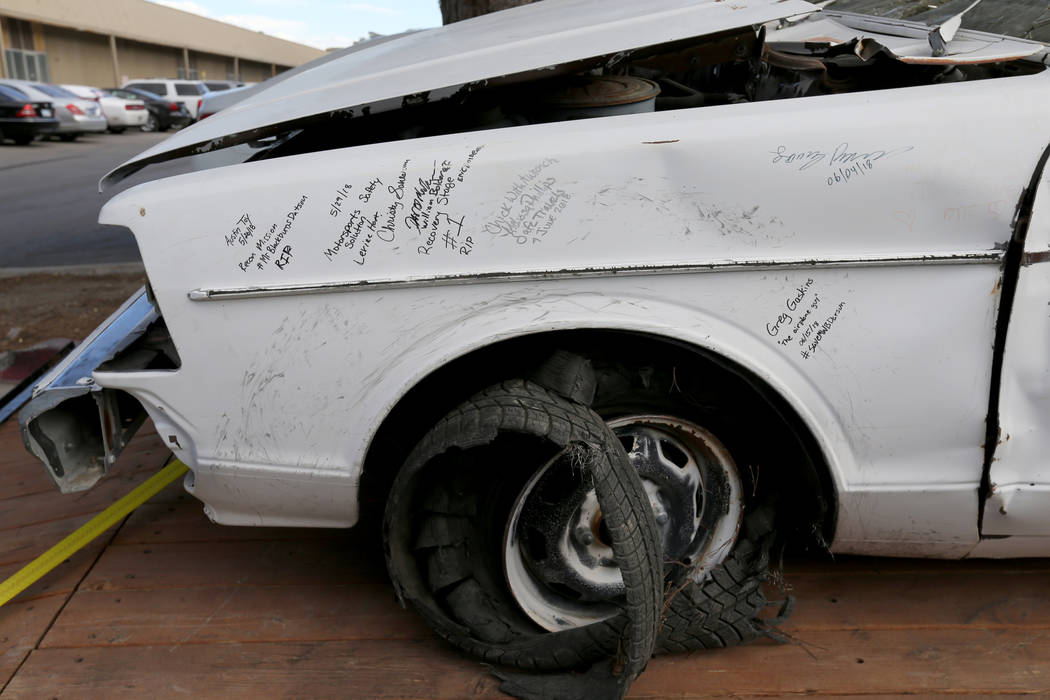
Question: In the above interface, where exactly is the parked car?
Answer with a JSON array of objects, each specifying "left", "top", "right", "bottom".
[
  {"left": 107, "top": 86, "right": 193, "bottom": 132},
  {"left": 0, "top": 80, "right": 106, "bottom": 140},
  {"left": 19, "top": 0, "right": 1050, "bottom": 693},
  {"left": 120, "top": 79, "right": 208, "bottom": 119},
  {"left": 201, "top": 79, "right": 245, "bottom": 92},
  {"left": 0, "top": 84, "right": 58, "bottom": 144},
  {"left": 196, "top": 84, "right": 248, "bottom": 120},
  {"left": 194, "top": 36, "right": 415, "bottom": 120},
  {"left": 60, "top": 84, "right": 147, "bottom": 133}
]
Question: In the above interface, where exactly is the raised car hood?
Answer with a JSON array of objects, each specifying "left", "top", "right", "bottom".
[{"left": 101, "top": 0, "right": 815, "bottom": 188}]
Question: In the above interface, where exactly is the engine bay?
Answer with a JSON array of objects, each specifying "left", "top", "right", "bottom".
[{"left": 253, "top": 18, "right": 1042, "bottom": 163}]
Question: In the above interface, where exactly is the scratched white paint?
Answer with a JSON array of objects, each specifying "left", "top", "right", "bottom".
[
  {"left": 90, "top": 68, "right": 1050, "bottom": 554},
  {"left": 81, "top": 5, "right": 1050, "bottom": 555}
]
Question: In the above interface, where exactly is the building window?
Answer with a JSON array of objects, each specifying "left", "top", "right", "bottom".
[
  {"left": 4, "top": 17, "right": 49, "bottom": 81},
  {"left": 6, "top": 18, "right": 34, "bottom": 50},
  {"left": 4, "top": 49, "right": 50, "bottom": 81}
]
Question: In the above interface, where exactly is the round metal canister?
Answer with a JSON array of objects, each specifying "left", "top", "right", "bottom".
[{"left": 537, "top": 75, "right": 661, "bottom": 120}]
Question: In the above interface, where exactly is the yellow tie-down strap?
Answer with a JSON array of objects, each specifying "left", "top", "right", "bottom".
[{"left": 0, "top": 459, "right": 189, "bottom": 608}]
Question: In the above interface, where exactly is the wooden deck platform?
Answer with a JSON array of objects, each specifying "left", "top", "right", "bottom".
[{"left": 2, "top": 418, "right": 1048, "bottom": 698}]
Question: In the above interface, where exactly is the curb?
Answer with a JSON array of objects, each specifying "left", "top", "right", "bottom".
[{"left": 0, "top": 262, "right": 145, "bottom": 279}]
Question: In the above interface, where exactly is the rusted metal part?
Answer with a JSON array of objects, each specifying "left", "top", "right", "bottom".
[
  {"left": 978, "top": 140, "right": 1050, "bottom": 535},
  {"left": 628, "top": 27, "right": 759, "bottom": 74},
  {"left": 1021, "top": 250, "right": 1050, "bottom": 266},
  {"left": 187, "top": 250, "right": 1006, "bottom": 302},
  {"left": 539, "top": 76, "right": 660, "bottom": 110}
]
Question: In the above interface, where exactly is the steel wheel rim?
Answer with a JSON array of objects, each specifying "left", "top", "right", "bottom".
[{"left": 503, "top": 414, "right": 743, "bottom": 632}]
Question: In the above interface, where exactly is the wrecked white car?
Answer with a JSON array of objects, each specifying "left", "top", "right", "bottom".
[{"left": 19, "top": 0, "right": 1050, "bottom": 689}]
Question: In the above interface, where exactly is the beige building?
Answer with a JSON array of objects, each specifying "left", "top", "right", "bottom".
[{"left": 0, "top": 0, "right": 325, "bottom": 87}]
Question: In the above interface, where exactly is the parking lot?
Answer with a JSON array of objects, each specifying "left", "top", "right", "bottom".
[{"left": 0, "top": 131, "right": 169, "bottom": 268}]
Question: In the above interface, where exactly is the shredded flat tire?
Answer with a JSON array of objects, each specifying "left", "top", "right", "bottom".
[{"left": 384, "top": 379, "right": 662, "bottom": 678}]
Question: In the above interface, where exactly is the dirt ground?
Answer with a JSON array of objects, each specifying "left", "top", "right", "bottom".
[{"left": 0, "top": 271, "right": 146, "bottom": 353}]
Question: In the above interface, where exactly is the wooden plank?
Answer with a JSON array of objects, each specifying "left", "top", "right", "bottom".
[
  {"left": 782, "top": 554, "right": 1050, "bottom": 575},
  {"left": 0, "top": 423, "right": 176, "bottom": 688},
  {"left": 10, "top": 628, "right": 1050, "bottom": 697},
  {"left": 5, "top": 641, "right": 508, "bottom": 699},
  {"left": 0, "top": 542, "right": 106, "bottom": 688},
  {"left": 778, "top": 571, "right": 1050, "bottom": 631},
  {"left": 631, "top": 629, "right": 1050, "bottom": 696},
  {"left": 0, "top": 595, "right": 67, "bottom": 689},
  {"left": 0, "top": 443, "right": 53, "bottom": 502},
  {"left": 785, "top": 697, "right": 1038, "bottom": 700},
  {"left": 0, "top": 454, "right": 173, "bottom": 533},
  {"left": 0, "top": 540, "right": 106, "bottom": 604},
  {"left": 80, "top": 538, "right": 388, "bottom": 591},
  {"left": 41, "top": 583, "right": 430, "bottom": 648},
  {"left": 0, "top": 421, "right": 32, "bottom": 468},
  {"left": 0, "top": 514, "right": 103, "bottom": 568}
]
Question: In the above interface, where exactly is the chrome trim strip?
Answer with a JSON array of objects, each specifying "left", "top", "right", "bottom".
[
  {"left": 188, "top": 250, "right": 1005, "bottom": 302},
  {"left": 30, "top": 288, "right": 156, "bottom": 395}
]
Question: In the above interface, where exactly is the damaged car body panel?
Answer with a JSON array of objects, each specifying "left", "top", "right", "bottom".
[
  {"left": 100, "top": 0, "right": 817, "bottom": 188},
  {"left": 20, "top": 290, "right": 159, "bottom": 492},
  {"left": 20, "top": 0, "right": 1050, "bottom": 560},
  {"left": 976, "top": 143, "right": 1050, "bottom": 550},
  {"left": 770, "top": 11, "right": 1046, "bottom": 65},
  {"left": 95, "top": 77, "right": 1049, "bottom": 549}
]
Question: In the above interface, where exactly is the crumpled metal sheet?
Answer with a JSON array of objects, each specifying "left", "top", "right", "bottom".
[{"left": 768, "top": 10, "right": 1045, "bottom": 64}]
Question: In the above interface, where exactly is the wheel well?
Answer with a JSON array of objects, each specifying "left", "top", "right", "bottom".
[{"left": 359, "top": 329, "right": 837, "bottom": 550}]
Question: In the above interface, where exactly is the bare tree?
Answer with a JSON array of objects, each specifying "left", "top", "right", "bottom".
[{"left": 440, "top": 0, "right": 541, "bottom": 24}]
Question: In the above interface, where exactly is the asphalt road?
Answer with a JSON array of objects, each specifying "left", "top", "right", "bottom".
[{"left": 0, "top": 131, "right": 176, "bottom": 268}]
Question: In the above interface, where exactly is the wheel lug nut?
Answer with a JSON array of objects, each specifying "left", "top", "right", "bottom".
[
  {"left": 655, "top": 512, "right": 668, "bottom": 525},
  {"left": 576, "top": 527, "right": 594, "bottom": 545}
]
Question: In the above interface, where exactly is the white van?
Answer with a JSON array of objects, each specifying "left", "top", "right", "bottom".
[{"left": 121, "top": 79, "right": 208, "bottom": 119}]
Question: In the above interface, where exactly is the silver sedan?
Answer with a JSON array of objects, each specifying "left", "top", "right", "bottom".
[{"left": 0, "top": 79, "right": 106, "bottom": 141}]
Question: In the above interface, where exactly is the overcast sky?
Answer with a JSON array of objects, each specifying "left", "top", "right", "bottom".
[{"left": 149, "top": 0, "right": 443, "bottom": 51}]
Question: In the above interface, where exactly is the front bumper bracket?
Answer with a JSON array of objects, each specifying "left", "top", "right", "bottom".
[{"left": 19, "top": 289, "right": 158, "bottom": 493}]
